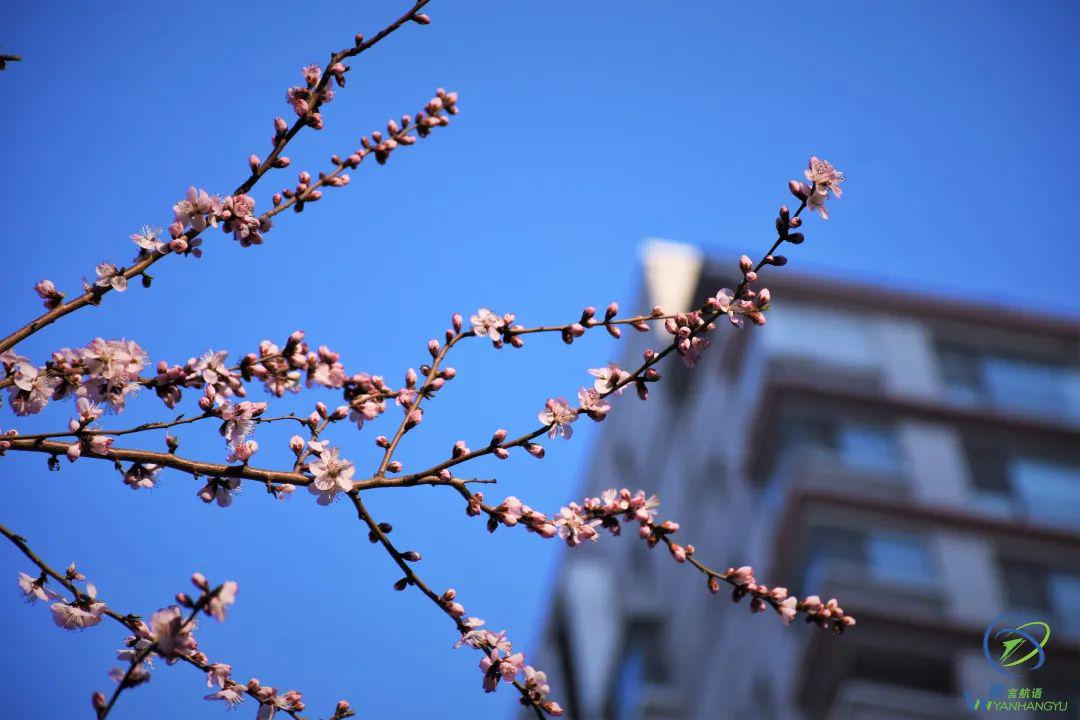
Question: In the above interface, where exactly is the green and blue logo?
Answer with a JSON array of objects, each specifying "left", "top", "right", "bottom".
[{"left": 983, "top": 614, "right": 1051, "bottom": 674}]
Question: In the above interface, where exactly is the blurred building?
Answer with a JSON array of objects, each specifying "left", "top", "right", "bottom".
[{"left": 531, "top": 241, "right": 1080, "bottom": 720}]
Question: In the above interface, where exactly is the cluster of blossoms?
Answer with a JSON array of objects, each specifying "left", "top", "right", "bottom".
[
  {"left": 722, "top": 565, "right": 856, "bottom": 633},
  {"left": 217, "top": 400, "right": 268, "bottom": 462},
  {"left": 167, "top": 185, "right": 268, "bottom": 249},
  {"left": 285, "top": 62, "right": 343, "bottom": 130},
  {"left": 474, "top": 489, "right": 856, "bottom": 633},
  {"left": 448, "top": 604, "right": 562, "bottom": 716},
  {"left": 2, "top": 338, "right": 147, "bottom": 416},
  {"left": 19, "top": 564, "right": 108, "bottom": 630}
]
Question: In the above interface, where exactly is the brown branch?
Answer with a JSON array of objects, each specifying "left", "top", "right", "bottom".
[
  {"left": 0, "top": 523, "right": 306, "bottom": 719},
  {"left": 0, "top": 1, "right": 432, "bottom": 357},
  {"left": 4, "top": 437, "right": 309, "bottom": 487},
  {"left": 348, "top": 495, "right": 546, "bottom": 718}
]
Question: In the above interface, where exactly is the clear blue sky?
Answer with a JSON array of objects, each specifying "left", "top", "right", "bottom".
[{"left": 1, "top": 1, "right": 1077, "bottom": 718}]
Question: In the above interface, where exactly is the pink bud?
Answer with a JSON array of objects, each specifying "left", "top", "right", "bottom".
[{"left": 249, "top": 154, "right": 260, "bottom": 172}]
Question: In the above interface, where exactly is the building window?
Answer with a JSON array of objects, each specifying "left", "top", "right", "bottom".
[
  {"left": 608, "top": 619, "right": 668, "bottom": 720},
  {"left": 776, "top": 411, "right": 904, "bottom": 476},
  {"left": 848, "top": 649, "right": 955, "bottom": 695},
  {"left": 999, "top": 559, "right": 1080, "bottom": 637},
  {"left": 762, "top": 303, "right": 878, "bottom": 368},
  {"left": 964, "top": 436, "right": 1080, "bottom": 527},
  {"left": 803, "top": 526, "right": 936, "bottom": 593},
  {"left": 937, "top": 343, "right": 1080, "bottom": 421}
]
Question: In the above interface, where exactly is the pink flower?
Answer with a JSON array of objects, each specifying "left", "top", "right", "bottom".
[
  {"left": 173, "top": 186, "right": 220, "bottom": 232},
  {"left": 219, "top": 400, "right": 267, "bottom": 459},
  {"left": 308, "top": 346, "right": 346, "bottom": 388},
  {"left": 538, "top": 398, "right": 577, "bottom": 440},
  {"left": 17, "top": 572, "right": 54, "bottom": 603},
  {"left": 589, "top": 364, "right": 630, "bottom": 395},
  {"left": 204, "top": 687, "right": 244, "bottom": 708},
  {"left": 93, "top": 263, "right": 127, "bottom": 292},
  {"left": 524, "top": 665, "right": 550, "bottom": 696},
  {"left": 713, "top": 288, "right": 745, "bottom": 328},
  {"left": 7, "top": 361, "right": 59, "bottom": 415},
  {"left": 123, "top": 463, "right": 162, "bottom": 490},
  {"left": 207, "top": 581, "right": 239, "bottom": 622},
  {"left": 206, "top": 663, "right": 232, "bottom": 689},
  {"left": 149, "top": 605, "right": 198, "bottom": 663},
  {"left": 51, "top": 596, "right": 107, "bottom": 630},
  {"left": 778, "top": 596, "right": 798, "bottom": 624},
  {"left": 195, "top": 350, "right": 244, "bottom": 398},
  {"left": 554, "top": 505, "right": 600, "bottom": 547},
  {"left": 470, "top": 308, "right": 506, "bottom": 343},
  {"left": 307, "top": 448, "right": 355, "bottom": 504},
  {"left": 79, "top": 338, "right": 148, "bottom": 412},
  {"left": 804, "top": 155, "right": 844, "bottom": 198},
  {"left": 577, "top": 388, "right": 610, "bottom": 421},
  {"left": 130, "top": 225, "right": 165, "bottom": 253},
  {"left": 806, "top": 188, "right": 830, "bottom": 219},
  {"left": 197, "top": 477, "right": 242, "bottom": 507}
]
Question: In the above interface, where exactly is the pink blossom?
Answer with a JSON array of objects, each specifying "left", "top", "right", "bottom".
[
  {"left": 149, "top": 605, "right": 198, "bottom": 663},
  {"left": 470, "top": 308, "right": 507, "bottom": 343},
  {"left": 205, "top": 687, "right": 245, "bottom": 707},
  {"left": 589, "top": 364, "right": 630, "bottom": 395},
  {"left": 51, "top": 598, "right": 107, "bottom": 630},
  {"left": 195, "top": 350, "right": 244, "bottom": 398},
  {"left": 7, "top": 361, "right": 59, "bottom": 415},
  {"left": 130, "top": 225, "right": 165, "bottom": 253},
  {"left": 778, "top": 596, "right": 798, "bottom": 624},
  {"left": 17, "top": 572, "right": 53, "bottom": 603},
  {"left": 173, "top": 186, "right": 220, "bottom": 233},
  {"left": 207, "top": 581, "right": 239, "bottom": 622},
  {"left": 538, "top": 398, "right": 577, "bottom": 440},
  {"left": 123, "top": 463, "right": 162, "bottom": 490},
  {"left": 804, "top": 155, "right": 844, "bottom": 198},
  {"left": 80, "top": 338, "right": 148, "bottom": 412},
  {"left": 206, "top": 663, "right": 232, "bottom": 689},
  {"left": 307, "top": 448, "right": 355, "bottom": 504},
  {"left": 554, "top": 505, "right": 600, "bottom": 547},
  {"left": 93, "top": 262, "right": 128, "bottom": 292},
  {"left": 577, "top": 388, "right": 610, "bottom": 421},
  {"left": 197, "top": 477, "right": 242, "bottom": 507},
  {"left": 308, "top": 345, "right": 346, "bottom": 388}
]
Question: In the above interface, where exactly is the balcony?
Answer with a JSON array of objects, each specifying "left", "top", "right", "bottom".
[{"left": 761, "top": 447, "right": 910, "bottom": 519}]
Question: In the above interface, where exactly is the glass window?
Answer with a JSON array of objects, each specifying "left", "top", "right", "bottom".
[
  {"left": 999, "top": 559, "right": 1052, "bottom": 613},
  {"left": 763, "top": 304, "right": 878, "bottom": 368},
  {"left": 610, "top": 620, "right": 667, "bottom": 720},
  {"left": 803, "top": 527, "right": 935, "bottom": 591},
  {"left": 1048, "top": 573, "right": 1080, "bottom": 636},
  {"left": 867, "top": 533, "right": 936, "bottom": 585},
  {"left": 612, "top": 646, "right": 644, "bottom": 720},
  {"left": 937, "top": 342, "right": 1080, "bottom": 421},
  {"left": 849, "top": 650, "right": 954, "bottom": 694},
  {"left": 1012, "top": 457, "right": 1080, "bottom": 526},
  {"left": 777, "top": 413, "right": 902, "bottom": 474},
  {"left": 984, "top": 358, "right": 1080, "bottom": 421},
  {"left": 838, "top": 423, "right": 904, "bottom": 473}
]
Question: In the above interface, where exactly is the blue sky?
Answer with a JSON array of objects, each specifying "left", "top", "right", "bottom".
[{"left": 1, "top": 1, "right": 1077, "bottom": 718}]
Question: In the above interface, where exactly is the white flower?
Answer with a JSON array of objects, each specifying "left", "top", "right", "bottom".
[{"left": 307, "top": 448, "right": 355, "bottom": 504}]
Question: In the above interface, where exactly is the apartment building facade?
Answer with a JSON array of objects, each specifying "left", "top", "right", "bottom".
[{"left": 531, "top": 242, "right": 1080, "bottom": 720}]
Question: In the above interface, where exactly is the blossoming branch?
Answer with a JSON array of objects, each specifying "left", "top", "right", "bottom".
[{"left": 0, "top": 1, "right": 852, "bottom": 717}]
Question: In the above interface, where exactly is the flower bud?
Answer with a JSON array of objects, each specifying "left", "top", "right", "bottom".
[{"left": 248, "top": 154, "right": 260, "bottom": 172}]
